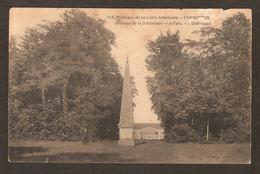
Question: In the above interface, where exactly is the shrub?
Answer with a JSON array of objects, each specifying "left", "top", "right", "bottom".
[
  {"left": 236, "top": 122, "right": 250, "bottom": 143},
  {"left": 220, "top": 129, "right": 237, "bottom": 143},
  {"left": 220, "top": 126, "right": 250, "bottom": 143},
  {"left": 165, "top": 123, "right": 200, "bottom": 143}
]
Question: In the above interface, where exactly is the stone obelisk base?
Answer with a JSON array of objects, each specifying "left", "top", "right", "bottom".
[
  {"left": 118, "top": 138, "right": 135, "bottom": 146},
  {"left": 118, "top": 128, "right": 135, "bottom": 146}
]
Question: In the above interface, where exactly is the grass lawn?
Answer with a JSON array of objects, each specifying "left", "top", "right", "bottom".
[{"left": 8, "top": 140, "right": 250, "bottom": 163}]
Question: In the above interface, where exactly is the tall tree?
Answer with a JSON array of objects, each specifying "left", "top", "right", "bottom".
[
  {"left": 9, "top": 36, "right": 21, "bottom": 138},
  {"left": 146, "top": 13, "right": 251, "bottom": 143},
  {"left": 186, "top": 12, "right": 251, "bottom": 141},
  {"left": 9, "top": 9, "right": 123, "bottom": 140},
  {"left": 146, "top": 31, "right": 187, "bottom": 132}
]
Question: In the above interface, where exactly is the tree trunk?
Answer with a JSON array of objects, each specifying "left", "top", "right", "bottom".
[
  {"left": 206, "top": 117, "right": 210, "bottom": 141},
  {"left": 41, "top": 88, "right": 47, "bottom": 111},
  {"left": 63, "top": 78, "right": 69, "bottom": 135}
]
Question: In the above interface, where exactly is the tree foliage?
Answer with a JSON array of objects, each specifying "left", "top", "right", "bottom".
[
  {"left": 146, "top": 13, "right": 251, "bottom": 143},
  {"left": 9, "top": 9, "right": 123, "bottom": 141}
]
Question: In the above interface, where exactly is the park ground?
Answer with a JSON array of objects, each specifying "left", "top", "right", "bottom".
[{"left": 8, "top": 140, "right": 250, "bottom": 164}]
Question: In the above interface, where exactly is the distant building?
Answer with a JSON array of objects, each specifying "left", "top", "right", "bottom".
[{"left": 134, "top": 123, "right": 165, "bottom": 140}]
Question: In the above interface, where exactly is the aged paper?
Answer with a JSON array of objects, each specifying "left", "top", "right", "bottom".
[{"left": 8, "top": 8, "right": 251, "bottom": 163}]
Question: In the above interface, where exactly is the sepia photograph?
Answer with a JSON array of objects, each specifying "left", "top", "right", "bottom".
[{"left": 8, "top": 8, "right": 251, "bottom": 163}]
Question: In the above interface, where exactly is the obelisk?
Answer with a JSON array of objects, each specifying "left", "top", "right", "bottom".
[{"left": 118, "top": 58, "right": 135, "bottom": 146}]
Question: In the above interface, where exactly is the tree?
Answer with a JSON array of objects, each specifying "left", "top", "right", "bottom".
[
  {"left": 130, "top": 75, "right": 138, "bottom": 109},
  {"left": 31, "top": 9, "right": 118, "bottom": 137},
  {"left": 146, "top": 31, "right": 188, "bottom": 132},
  {"left": 186, "top": 12, "right": 251, "bottom": 142},
  {"left": 9, "top": 9, "right": 123, "bottom": 140},
  {"left": 9, "top": 36, "right": 21, "bottom": 138},
  {"left": 146, "top": 13, "right": 251, "bottom": 143}
]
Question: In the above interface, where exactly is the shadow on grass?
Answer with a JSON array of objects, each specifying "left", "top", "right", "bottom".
[
  {"left": 9, "top": 146, "right": 49, "bottom": 162},
  {"left": 9, "top": 146, "right": 49, "bottom": 155},
  {"left": 9, "top": 147, "right": 136, "bottom": 162},
  {"left": 135, "top": 140, "right": 147, "bottom": 145}
]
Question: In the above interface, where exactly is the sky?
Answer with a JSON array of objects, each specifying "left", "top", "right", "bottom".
[{"left": 9, "top": 8, "right": 251, "bottom": 123}]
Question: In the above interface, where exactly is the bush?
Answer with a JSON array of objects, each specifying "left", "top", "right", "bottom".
[
  {"left": 220, "top": 129, "right": 237, "bottom": 143},
  {"left": 220, "top": 126, "right": 250, "bottom": 143},
  {"left": 236, "top": 122, "right": 250, "bottom": 143},
  {"left": 165, "top": 123, "right": 200, "bottom": 143}
]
